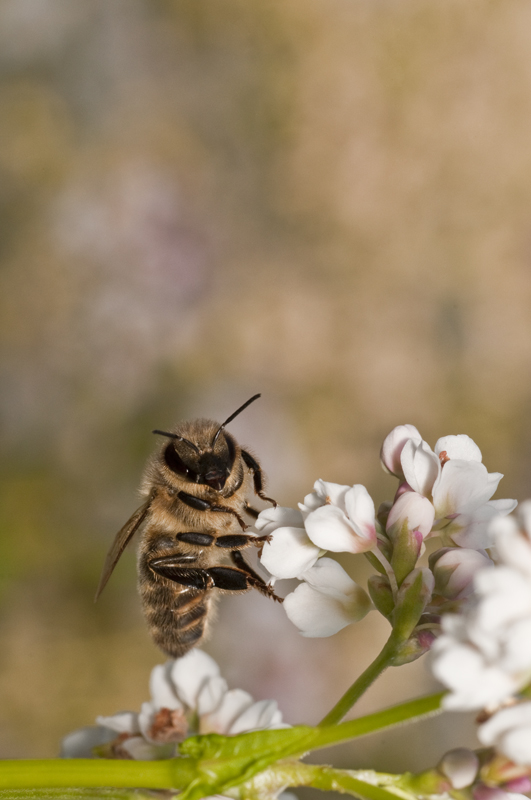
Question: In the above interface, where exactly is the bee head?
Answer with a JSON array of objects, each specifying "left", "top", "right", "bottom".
[{"left": 153, "top": 394, "right": 260, "bottom": 491}]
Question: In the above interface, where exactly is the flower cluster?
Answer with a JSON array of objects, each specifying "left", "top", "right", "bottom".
[
  {"left": 432, "top": 503, "right": 531, "bottom": 768},
  {"left": 258, "top": 425, "right": 516, "bottom": 645},
  {"left": 61, "top": 649, "right": 286, "bottom": 760}
]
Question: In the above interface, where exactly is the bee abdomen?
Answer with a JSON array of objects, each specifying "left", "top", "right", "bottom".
[{"left": 142, "top": 582, "right": 210, "bottom": 658}]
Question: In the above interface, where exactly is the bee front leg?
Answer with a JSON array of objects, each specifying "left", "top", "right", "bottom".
[{"left": 241, "top": 450, "right": 277, "bottom": 507}]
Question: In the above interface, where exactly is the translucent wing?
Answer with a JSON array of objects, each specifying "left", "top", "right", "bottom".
[{"left": 95, "top": 490, "right": 156, "bottom": 601}]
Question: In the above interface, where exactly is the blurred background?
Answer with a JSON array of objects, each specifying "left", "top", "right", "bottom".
[{"left": 1, "top": 0, "right": 531, "bottom": 776}]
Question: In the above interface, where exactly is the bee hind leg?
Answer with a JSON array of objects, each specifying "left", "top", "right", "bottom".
[{"left": 229, "top": 550, "right": 283, "bottom": 603}]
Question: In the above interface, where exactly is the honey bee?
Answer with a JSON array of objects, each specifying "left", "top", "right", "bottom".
[{"left": 95, "top": 394, "right": 281, "bottom": 657}]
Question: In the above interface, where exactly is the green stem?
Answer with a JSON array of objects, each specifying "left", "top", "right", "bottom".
[
  {"left": 319, "top": 630, "right": 403, "bottom": 726},
  {"left": 0, "top": 757, "right": 196, "bottom": 790}
]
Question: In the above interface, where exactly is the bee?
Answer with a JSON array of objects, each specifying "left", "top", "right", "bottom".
[{"left": 95, "top": 394, "right": 281, "bottom": 657}]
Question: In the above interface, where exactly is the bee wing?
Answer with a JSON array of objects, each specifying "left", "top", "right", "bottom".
[{"left": 95, "top": 490, "right": 156, "bottom": 601}]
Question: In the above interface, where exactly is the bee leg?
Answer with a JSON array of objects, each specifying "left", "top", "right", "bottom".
[
  {"left": 229, "top": 550, "right": 283, "bottom": 603},
  {"left": 241, "top": 450, "right": 277, "bottom": 507},
  {"left": 244, "top": 502, "right": 260, "bottom": 520},
  {"left": 177, "top": 490, "right": 248, "bottom": 530},
  {"left": 149, "top": 557, "right": 210, "bottom": 590},
  {"left": 215, "top": 533, "right": 271, "bottom": 549}
]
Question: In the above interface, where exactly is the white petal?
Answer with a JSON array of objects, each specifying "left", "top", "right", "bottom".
[
  {"left": 197, "top": 676, "right": 228, "bottom": 716},
  {"left": 200, "top": 688, "right": 254, "bottom": 734},
  {"left": 283, "top": 580, "right": 372, "bottom": 637},
  {"left": 400, "top": 439, "right": 440, "bottom": 497},
  {"left": 301, "top": 557, "right": 360, "bottom": 598},
  {"left": 433, "top": 460, "right": 498, "bottom": 520},
  {"left": 450, "top": 500, "right": 517, "bottom": 549},
  {"left": 435, "top": 435, "right": 482, "bottom": 463},
  {"left": 305, "top": 505, "right": 375, "bottom": 553},
  {"left": 60, "top": 726, "right": 116, "bottom": 758},
  {"left": 95, "top": 711, "right": 140, "bottom": 735},
  {"left": 149, "top": 663, "right": 183, "bottom": 710},
  {"left": 171, "top": 650, "right": 220, "bottom": 710},
  {"left": 479, "top": 702, "right": 531, "bottom": 745},
  {"left": 260, "top": 526, "right": 320, "bottom": 579},
  {"left": 344, "top": 485, "right": 377, "bottom": 539},
  {"left": 228, "top": 699, "right": 283, "bottom": 734},
  {"left": 380, "top": 424, "right": 423, "bottom": 477},
  {"left": 299, "top": 480, "right": 351, "bottom": 517},
  {"left": 255, "top": 506, "right": 303, "bottom": 534},
  {"left": 120, "top": 735, "right": 173, "bottom": 760}
]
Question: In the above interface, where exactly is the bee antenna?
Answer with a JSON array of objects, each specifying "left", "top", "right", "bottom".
[
  {"left": 152, "top": 430, "right": 200, "bottom": 454},
  {"left": 211, "top": 393, "right": 261, "bottom": 447}
]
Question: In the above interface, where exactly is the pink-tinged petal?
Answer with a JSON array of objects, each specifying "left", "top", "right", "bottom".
[
  {"left": 435, "top": 435, "right": 482, "bottom": 463},
  {"left": 149, "top": 663, "right": 183, "bottom": 710},
  {"left": 386, "top": 491, "right": 435, "bottom": 539},
  {"left": 344, "top": 485, "right": 377, "bottom": 539},
  {"left": 305, "top": 505, "right": 374, "bottom": 553},
  {"left": 95, "top": 711, "right": 140, "bottom": 735},
  {"left": 380, "top": 424, "right": 422, "bottom": 477},
  {"left": 228, "top": 699, "right": 283, "bottom": 734},
  {"left": 283, "top": 580, "right": 372, "bottom": 637},
  {"left": 171, "top": 650, "right": 220, "bottom": 710},
  {"left": 255, "top": 506, "right": 303, "bottom": 534},
  {"left": 260, "top": 526, "right": 320, "bottom": 579},
  {"left": 400, "top": 439, "right": 440, "bottom": 497},
  {"left": 200, "top": 689, "right": 254, "bottom": 734},
  {"left": 433, "top": 460, "right": 500, "bottom": 520}
]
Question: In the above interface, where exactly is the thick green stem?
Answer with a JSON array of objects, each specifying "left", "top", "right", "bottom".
[
  {"left": 319, "top": 630, "right": 403, "bottom": 726},
  {"left": 0, "top": 757, "right": 196, "bottom": 790}
]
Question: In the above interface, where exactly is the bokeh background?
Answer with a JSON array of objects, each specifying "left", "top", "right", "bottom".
[{"left": 1, "top": 0, "right": 531, "bottom": 776}]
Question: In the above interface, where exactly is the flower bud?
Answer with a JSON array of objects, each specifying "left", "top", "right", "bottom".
[
  {"left": 380, "top": 425, "right": 422, "bottom": 478},
  {"left": 391, "top": 627, "right": 437, "bottom": 666},
  {"left": 387, "top": 491, "right": 435, "bottom": 540},
  {"left": 430, "top": 547, "right": 492, "bottom": 600},
  {"left": 393, "top": 568, "right": 435, "bottom": 639},
  {"left": 367, "top": 574, "right": 394, "bottom": 619},
  {"left": 438, "top": 748, "right": 479, "bottom": 789}
]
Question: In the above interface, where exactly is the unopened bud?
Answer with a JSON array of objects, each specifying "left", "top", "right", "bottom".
[
  {"left": 391, "top": 627, "right": 437, "bottom": 666},
  {"left": 368, "top": 574, "right": 394, "bottom": 619},
  {"left": 393, "top": 568, "right": 435, "bottom": 639},
  {"left": 439, "top": 748, "right": 479, "bottom": 789}
]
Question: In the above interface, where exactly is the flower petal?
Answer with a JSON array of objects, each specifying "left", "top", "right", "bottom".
[
  {"left": 400, "top": 439, "right": 440, "bottom": 497},
  {"left": 433, "top": 460, "right": 500, "bottom": 520},
  {"left": 344, "top": 485, "right": 377, "bottom": 540},
  {"left": 149, "top": 663, "right": 183, "bottom": 710},
  {"left": 95, "top": 711, "right": 140, "bottom": 734},
  {"left": 305, "top": 505, "right": 374, "bottom": 553},
  {"left": 200, "top": 688, "right": 254, "bottom": 734},
  {"left": 60, "top": 726, "right": 116, "bottom": 758},
  {"left": 255, "top": 506, "right": 304, "bottom": 534},
  {"left": 228, "top": 699, "right": 283, "bottom": 734},
  {"left": 283, "top": 579, "right": 372, "bottom": 637},
  {"left": 435, "top": 435, "right": 482, "bottom": 462},
  {"left": 197, "top": 676, "right": 228, "bottom": 716},
  {"left": 171, "top": 650, "right": 220, "bottom": 710},
  {"left": 380, "top": 424, "right": 422, "bottom": 477},
  {"left": 260, "top": 526, "right": 320, "bottom": 579}
]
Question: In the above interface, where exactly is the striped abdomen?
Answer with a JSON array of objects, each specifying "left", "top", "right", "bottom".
[{"left": 138, "top": 569, "right": 212, "bottom": 658}]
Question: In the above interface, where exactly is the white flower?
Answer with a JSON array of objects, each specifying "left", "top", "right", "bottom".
[
  {"left": 430, "top": 547, "right": 493, "bottom": 601},
  {"left": 431, "top": 507, "right": 531, "bottom": 711},
  {"left": 479, "top": 702, "right": 531, "bottom": 766},
  {"left": 257, "top": 505, "right": 320, "bottom": 580},
  {"left": 61, "top": 650, "right": 286, "bottom": 760},
  {"left": 283, "top": 558, "right": 373, "bottom": 637},
  {"left": 304, "top": 484, "right": 377, "bottom": 554}
]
